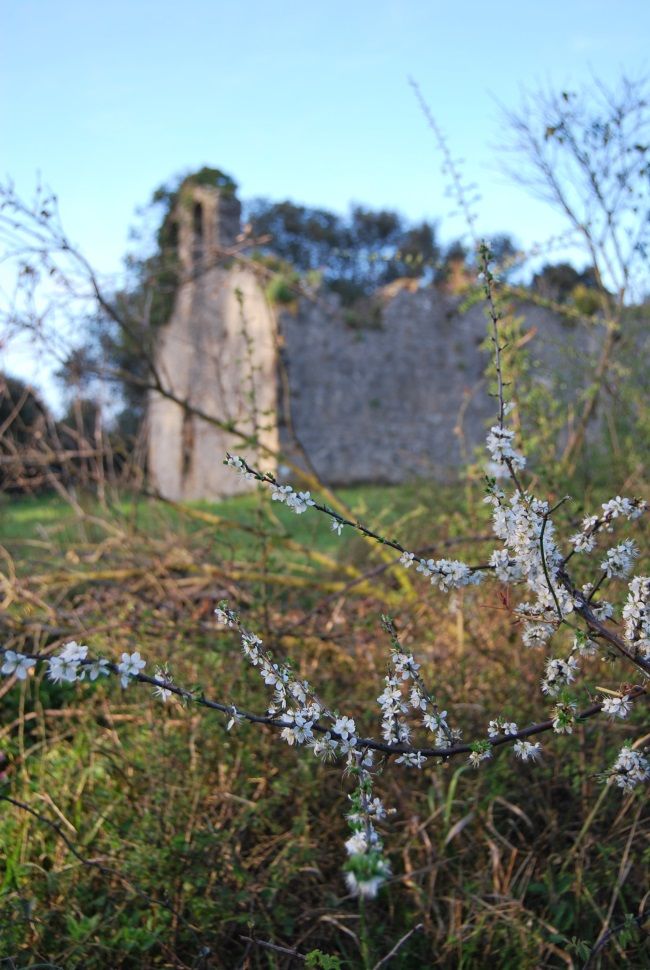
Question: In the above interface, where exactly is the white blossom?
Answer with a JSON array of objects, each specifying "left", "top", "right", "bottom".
[
  {"left": 270, "top": 483, "right": 293, "bottom": 504},
  {"left": 569, "top": 531, "right": 596, "bottom": 554},
  {"left": 377, "top": 682, "right": 402, "bottom": 708},
  {"left": 226, "top": 706, "right": 244, "bottom": 731},
  {"left": 117, "top": 651, "right": 146, "bottom": 688},
  {"left": 153, "top": 665, "right": 174, "bottom": 702},
  {"left": 492, "top": 492, "right": 572, "bottom": 625},
  {"left": 591, "top": 599, "right": 614, "bottom": 621},
  {"left": 377, "top": 674, "right": 408, "bottom": 744},
  {"left": 435, "top": 726, "right": 462, "bottom": 749},
  {"left": 608, "top": 745, "right": 650, "bottom": 792},
  {"left": 489, "top": 548, "right": 523, "bottom": 582},
  {"left": 332, "top": 716, "right": 357, "bottom": 742},
  {"left": 468, "top": 747, "right": 492, "bottom": 768},
  {"left": 153, "top": 683, "right": 173, "bottom": 702},
  {"left": 541, "top": 656, "right": 579, "bottom": 696},
  {"left": 392, "top": 652, "right": 420, "bottom": 680},
  {"left": 395, "top": 751, "right": 427, "bottom": 768},
  {"left": 1, "top": 651, "right": 36, "bottom": 680},
  {"left": 47, "top": 654, "right": 81, "bottom": 685},
  {"left": 338, "top": 737, "right": 359, "bottom": 755},
  {"left": 310, "top": 732, "right": 338, "bottom": 761},
  {"left": 226, "top": 454, "right": 255, "bottom": 480},
  {"left": 601, "top": 540, "right": 638, "bottom": 579},
  {"left": 241, "top": 631, "right": 263, "bottom": 660},
  {"left": 344, "top": 866, "right": 391, "bottom": 899},
  {"left": 429, "top": 559, "right": 480, "bottom": 592},
  {"left": 513, "top": 740, "right": 542, "bottom": 761},
  {"left": 522, "top": 622, "right": 555, "bottom": 649},
  {"left": 600, "top": 695, "right": 632, "bottom": 719},
  {"left": 484, "top": 460, "right": 509, "bottom": 480},
  {"left": 486, "top": 425, "right": 526, "bottom": 471},
  {"left": 288, "top": 680, "right": 310, "bottom": 706},
  {"left": 263, "top": 666, "right": 286, "bottom": 689},
  {"left": 280, "top": 711, "right": 314, "bottom": 746},
  {"left": 601, "top": 496, "right": 647, "bottom": 521},
  {"left": 622, "top": 576, "right": 650, "bottom": 657},
  {"left": 572, "top": 634, "right": 598, "bottom": 657},
  {"left": 214, "top": 606, "right": 237, "bottom": 627},
  {"left": 47, "top": 641, "right": 90, "bottom": 685},
  {"left": 399, "top": 551, "right": 415, "bottom": 568},
  {"left": 416, "top": 556, "right": 479, "bottom": 591},
  {"left": 286, "top": 490, "right": 315, "bottom": 515},
  {"left": 409, "top": 686, "right": 426, "bottom": 709},
  {"left": 423, "top": 711, "right": 447, "bottom": 732},
  {"left": 416, "top": 558, "right": 433, "bottom": 578},
  {"left": 367, "top": 797, "right": 388, "bottom": 820},
  {"left": 60, "top": 641, "right": 88, "bottom": 663},
  {"left": 551, "top": 702, "right": 578, "bottom": 734},
  {"left": 84, "top": 658, "right": 110, "bottom": 681},
  {"left": 331, "top": 519, "right": 344, "bottom": 536},
  {"left": 488, "top": 718, "right": 518, "bottom": 738},
  {"left": 345, "top": 831, "right": 370, "bottom": 855}
]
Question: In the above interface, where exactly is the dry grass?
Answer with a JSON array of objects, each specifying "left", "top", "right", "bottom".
[{"left": 0, "top": 485, "right": 648, "bottom": 968}]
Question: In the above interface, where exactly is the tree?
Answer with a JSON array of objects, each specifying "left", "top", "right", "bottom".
[
  {"left": 246, "top": 198, "right": 440, "bottom": 303},
  {"left": 501, "top": 75, "right": 650, "bottom": 301},
  {"left": 500, "top": 74, "right": 650, "bottom": 467}
]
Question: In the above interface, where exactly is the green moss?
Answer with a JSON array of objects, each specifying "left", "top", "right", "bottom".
[
  {"left": 343, "top": 297, "right": 383, "bottom": 330},
  {"left": 152, "top": 166, "right": 237, "bottom": 213},
  {"left": 570, "top": 283, "right": 601, "bottom": 317},
  {"left": 148, "top": 167, "right": 239, "bottom": 328},
  {"left": 265, "top": 273, "right": 299, "bottom": 306}
]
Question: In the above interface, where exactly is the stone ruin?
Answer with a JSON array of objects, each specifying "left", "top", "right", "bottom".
[{"left": 148, "top": 185, "right": 599, "bottom": 500}]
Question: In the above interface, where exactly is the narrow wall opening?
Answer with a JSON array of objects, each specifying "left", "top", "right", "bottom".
[{"left": 192, "top": 202, "right": 204, "bottom": 266}]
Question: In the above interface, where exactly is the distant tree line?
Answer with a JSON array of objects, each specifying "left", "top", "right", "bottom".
[{"left": 245, "top": 198, "right": 440, "bottom": 303}]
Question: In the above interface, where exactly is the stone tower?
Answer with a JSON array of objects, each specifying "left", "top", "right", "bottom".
[{"left": 147, "top": 184, "right": 278, "bottom": 500}]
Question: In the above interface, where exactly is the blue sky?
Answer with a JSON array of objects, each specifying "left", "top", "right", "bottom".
[{"left": 2, "top": 0, "right": 648, "bottom": 405}]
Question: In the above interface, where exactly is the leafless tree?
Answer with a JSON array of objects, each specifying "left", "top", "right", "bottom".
[{"left": 499, "top": 74, "right": 650, "bottom": 467}]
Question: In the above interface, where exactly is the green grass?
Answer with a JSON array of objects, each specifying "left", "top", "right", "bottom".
[
  {"left": 1, "top": 480, "right": 456, "bottom": 540},
  {"left": 0, "top": 481, "right": 482, "bottom": 582}
]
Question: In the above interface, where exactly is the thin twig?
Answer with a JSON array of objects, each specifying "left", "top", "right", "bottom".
[
  {"left": 478, "top": 244, "right": 528, "bottom": 500},
  {"left": 2, "top": 649, "right": 645, "bottom": 760},
  {"left": 582, "top": 908, "right": 648, "bottom": 969},
  {"left": 539, "top": 512, "right": 563, "bottom": 622},
  {"left": 239, "top": 935, "right": 305, "bottom": 962},
  {"left": 372, "top": 922, "right": 424, "bottom": 969},
  {"left": 228, "top": 455, "right": 492, "bottom": 573}
]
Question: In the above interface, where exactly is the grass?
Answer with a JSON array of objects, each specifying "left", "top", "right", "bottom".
[
  {"left": 0, "top": 480, "right": 648, "bottom": 968},
  {"left": 0, "top": 480, "right": 467, "bottom": 547}
]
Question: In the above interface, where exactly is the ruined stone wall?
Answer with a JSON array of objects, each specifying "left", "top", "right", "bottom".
[
  {"left": 147, "top": 185, "right": 603, "bottom": 499},
  {"left": 277, "top": 288, "right": 600, "bottom": 485}
]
